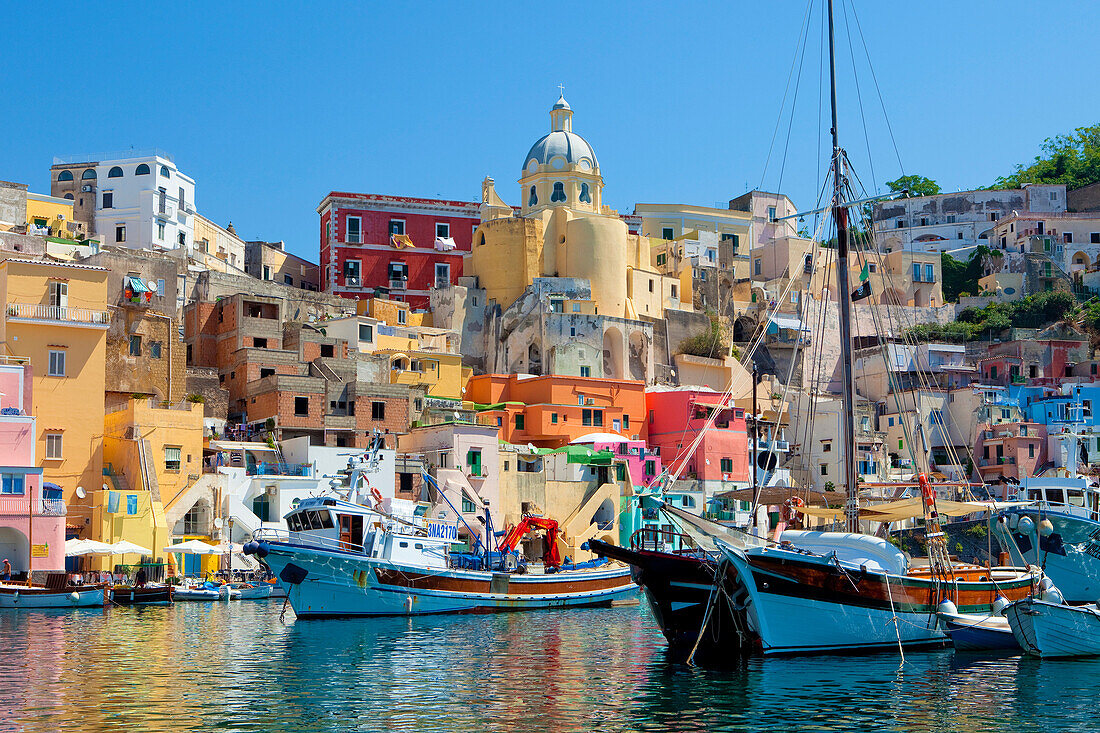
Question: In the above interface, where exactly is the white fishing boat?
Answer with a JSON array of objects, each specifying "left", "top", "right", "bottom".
[
  {"left": 243, "top": 452, "right": 635, "bottom": 617},
  {"left": 937, "top": 600, "right": 1020, "bottom": 652},
  {"left": 1006, "top": 597, "right": 1100, "bottom": 658}
]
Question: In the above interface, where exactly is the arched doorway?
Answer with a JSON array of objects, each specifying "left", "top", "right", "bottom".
[
  {"left": 628, "top": 331, "right": 649, "bottom": 380},
  {"left": 591, "top": 498, "right": 616, "bottom": 530},
  {"left": 603, "top": 327, "right": 624, "bottom": 379},
  {"left": 0, "top": 527, "right": 29, "bottom": 577},
  {"left": 527, "top": 342, "right": 542, "bottom": 375}
]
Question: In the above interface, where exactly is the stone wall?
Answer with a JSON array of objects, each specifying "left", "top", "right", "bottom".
[
  {"left": 0, "top": 180, "right": 28, "bottom": 227},
  {"left": 105, "top": 305, "right": 186, "bottom": 402},
  {"left": 185, "top": 367, "right": 229, "bottom": 419}
]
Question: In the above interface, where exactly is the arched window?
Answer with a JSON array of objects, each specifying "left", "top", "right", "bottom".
[
  {"left": 135, "top": 163, "right": 150, "bottom": 175},
  {"left": 57, "top": 170, "right": 74, "bottom": 182},
  {"left": 528, "top": 185, "right": 537, "bottom": 207},
  {"left": 63, "top": 193, "right": 74, "bottom": 200},
  {"left": 81, "top": 169, "right": 97, "bottom": 180},
  {"left": 107, "top": 166, "right": 123, "bottom": 178},
  {"left": 551, "top": 182, "right": 566, "bottom": 203},
  {"left": 579, "top": 182, "right": 591, "bottom": 204},
  {"left": 160, "top": 165, "right": 170, "bottom": 177}
]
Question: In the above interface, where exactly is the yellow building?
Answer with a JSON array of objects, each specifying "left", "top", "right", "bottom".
[
  {"left": 356, "top": 297, "right": 426, "bottom": 327},
  {"left": 466, "top": 96, "right": 683, "bottom": 319},
  {"left": 634, "top": 203, "right": 751, "bottom": 251},
  {"left": 0, "top": 258, "right": 109, "bottom": 530},
  {"left": 191, "top": 214, "right": 246, "bottom": 273},
  {"left": 25, "top": 192, "right": 78, "bottom": 238},
  {"left": 100, "top": 398, "right": 204, "bottom": 570}
]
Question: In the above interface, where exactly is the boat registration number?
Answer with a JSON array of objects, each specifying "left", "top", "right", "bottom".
[{"left": 426, "top": 520, "right": 458, "bottom": 541}]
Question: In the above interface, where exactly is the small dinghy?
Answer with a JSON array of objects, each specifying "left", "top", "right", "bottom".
[
  {"left": 939, "top": 600, "right": 1020, "bottom": 652},
  {"left": 1006, "top": 598, "right": 1100, "bottom": 658},
  {"left": 172, "top": 582, "right": 221, "bottom": 601},
  {"left": 231, "top": 583, "right": 272, "bottom": 600}
]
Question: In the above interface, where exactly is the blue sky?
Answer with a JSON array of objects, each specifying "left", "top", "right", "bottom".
[{"left": 5, "top": 1, "right": 1100, "bottom": 259}]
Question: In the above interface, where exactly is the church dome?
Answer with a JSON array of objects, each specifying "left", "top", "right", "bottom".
[
  {"left": 522, "top": 94, "right": 598, "bottom": 173},
  {"left": 523, "top": 131, "right": 598, "bottom": 171}
]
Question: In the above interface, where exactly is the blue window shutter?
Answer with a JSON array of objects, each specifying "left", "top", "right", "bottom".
[
  {"left": 127, "top": 494, "right": 138, "bottom": 515},
  {"left": 107, "top": 491, "right": 120, "bottom": 514}
]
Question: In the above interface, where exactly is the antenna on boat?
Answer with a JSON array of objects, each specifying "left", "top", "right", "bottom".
[{"left": 826, "top": 0, "right": 861, "bottom": 534}]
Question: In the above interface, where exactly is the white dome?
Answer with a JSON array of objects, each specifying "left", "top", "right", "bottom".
[{"left": 523, "top": 130, "right": 598, "bottom": 171}]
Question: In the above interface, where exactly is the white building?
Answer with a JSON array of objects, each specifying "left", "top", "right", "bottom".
[
  {"left": 51, "top": 150, "right": 196, "bottom": 253},
  {"left": 872, "top": 184, "right": 1066, "bottom": 254}
]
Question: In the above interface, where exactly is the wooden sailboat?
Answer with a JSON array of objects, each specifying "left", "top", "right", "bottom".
[{"left": 590, "top": 0, "right": 1044, "bottom": 659}]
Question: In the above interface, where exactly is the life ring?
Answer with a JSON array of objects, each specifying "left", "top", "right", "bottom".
[
  {"left": 370, "top": 486, "right": 384, "bottom": 506},
  {"left": 782, "top": 496, "right": 806, "bottom": 523}
]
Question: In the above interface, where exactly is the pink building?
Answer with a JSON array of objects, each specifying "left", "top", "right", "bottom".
[
  {"left": 645, "top": 387, "right": 750, "bottom": 488},
  {"left": 570, "top": 433, "right": 661, "bottom": 488},
  {"left": 0, "top": 361, "right": 63, "bottom": 577}
]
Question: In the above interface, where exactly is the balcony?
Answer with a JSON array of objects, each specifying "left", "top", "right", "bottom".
[
  {"left": 6, "top": 303, "right": 109, "bottom": 328},
  {"left": 250, "top": 462, "right": 311, "bottom": 477},
  {"left": 345, "top": 276, "right": 361, "bottom": 288},
  {"left": 156, "top": 204, "right": 176, "bottom": 219},
  {"left": 0, "top": 496, "right": 66, "bottom": 516}
]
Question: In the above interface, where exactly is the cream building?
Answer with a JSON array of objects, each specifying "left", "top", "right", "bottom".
[{"left": 466, "top": 96, "right": 682, "bottom": 322}]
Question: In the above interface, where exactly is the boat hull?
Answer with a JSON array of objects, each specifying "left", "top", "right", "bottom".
[
  {"left": 109, "top": 586, "right": 173, "bottom": 606},
  {"left": 590, "top": 538, "right": 1038, "bottom": 658},
  {"left": 1006, "top": 598, "right": 1100, "bottom": 658},
  {"left": 259, "top": 541, "right": 637, "bottom": 617},
  {"left": 0, "top": 584, "right": 105, "bottom": 609},
  {"left": 172, "top": 588, "right": 221, "bottom": 601},
  {"left": 232, "top": 584, "right": 273, "bottom": 600},
  {"left": 941, "top": 613, "right": 1020, "bottom": 651},
  {"left": 995, "top": 509, "right": 1100, "bottom": 604}
]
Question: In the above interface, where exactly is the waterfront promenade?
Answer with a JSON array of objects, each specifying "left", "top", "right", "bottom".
[{"left": 1, "top": 602, "right": 1095, "bottom": 732}]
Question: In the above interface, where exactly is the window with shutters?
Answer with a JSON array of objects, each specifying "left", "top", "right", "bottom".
[{"left": 165, "top": 446, "right": 182, "bottom": 471}]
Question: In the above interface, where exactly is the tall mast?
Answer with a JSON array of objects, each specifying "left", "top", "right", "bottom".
[{"left": 826, "top": 0, "right": 860, "bottom": 532}]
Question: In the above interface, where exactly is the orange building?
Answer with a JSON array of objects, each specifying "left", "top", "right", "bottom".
[{"left": 466, "top": 373, "right": 646, "bottom": 448}]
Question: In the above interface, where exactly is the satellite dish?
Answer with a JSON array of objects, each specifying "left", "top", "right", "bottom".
[
  {"left": 453, "top": 411, "right": 461, "bottom": 420},
  {"left": 102, "top": 483, "right": 109, "bottom": 492},
  {"left": 147, "top": 281, "right": 158, "bottom": 291},
  {"left": 213, "top": 517, "right": 224, "bottom": 529},
  {"left": 75, "top": 486, "right": 86, "bottom": 499}
]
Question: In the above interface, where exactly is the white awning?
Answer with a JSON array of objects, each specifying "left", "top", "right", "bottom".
[{"left": 769, "top": 314, "right": 809, "bottom": 331}]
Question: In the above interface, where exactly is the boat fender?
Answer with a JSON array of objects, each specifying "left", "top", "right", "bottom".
[
  {"left": 1038, "top": 519, "right": 1054, "bottom": 538},
  {"left": 1039, "top": 576, "right": 1054, "bottom": 593},
  {"left": 992, "top": 596, "right": 1010, "bottom": 616},
  {"left": 11, "top": 591, "right": 17, "bottom": 603},
  {"left": 1041, "top": 586, "right": 1065, "bottom": 605},
  {"left": 404, "top": 595, "right": 413, "bottom": 614},
  {"left": 242, "top": 541, "right": 269, "bottom": 559},
  {"left": 279, "top": 563, "right": 308, "bottom": 585},
  {"left": 1017, "top": 516, "right": 1035, "bottom": 536},
  {"left": 1007, "top": 513, "right": 1019, "bottom": 531},
  {"left": 69, "top": 592, "right": 80, "bottom": 603},
  {"left": 937, "top": 600, "right": 958, "bottom": 617}
]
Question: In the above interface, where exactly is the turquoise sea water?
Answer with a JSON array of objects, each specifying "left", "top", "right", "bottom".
[{"left": 1, "top": 599, "right": 1098, "bottom": 732}]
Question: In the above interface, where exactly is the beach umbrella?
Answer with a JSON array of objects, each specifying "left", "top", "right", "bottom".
[
  {"left": 64, "top": 539, "right": 115, "bottom": 556},
  {"left": 109, "top": 541, "right": 152, "bottom": 556},
  {"left": 163, "top": 539, "right": 222, "bottom": 555}
]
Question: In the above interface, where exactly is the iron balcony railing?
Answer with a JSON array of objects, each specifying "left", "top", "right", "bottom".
[
  {"left": 0, "top": 496, "right": 67, "bottom": 516},
  {"left": 6, "top": 303, "right": 110, "bottom": 325}
]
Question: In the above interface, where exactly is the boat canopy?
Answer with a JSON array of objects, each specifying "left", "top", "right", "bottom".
[{"left": 795, "top": 497, "right": 1023, "bottom": 523}]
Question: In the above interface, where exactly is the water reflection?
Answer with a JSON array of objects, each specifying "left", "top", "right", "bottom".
[{"left": 0, "top": 603, "right": 1096, "bottom": 732}]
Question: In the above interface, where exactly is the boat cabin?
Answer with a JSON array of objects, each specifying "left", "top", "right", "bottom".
[
  {"left": 1012, "top": 477, "right": 1100, "bottom": 520},
  {"left": 283, "top": 497, "right": 454, "bottom": 569}
]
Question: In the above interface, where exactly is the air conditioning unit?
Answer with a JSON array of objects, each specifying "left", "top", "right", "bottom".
[
  {"left": 585, "top": 398, "right": 595, "bottom": 405},
  {"left": 57, "top": 214, "right": 65, "bottom": 220},
  {"left": 81, "top": 185, "right": 93, "bottom": 192}
]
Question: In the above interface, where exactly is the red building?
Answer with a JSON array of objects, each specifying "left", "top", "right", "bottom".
[
  {"left": 317, "top": 192, "right": 481, "bottom": 308},
  {"left": 644, "top": 387, "right": 751, "bottom": 485}
]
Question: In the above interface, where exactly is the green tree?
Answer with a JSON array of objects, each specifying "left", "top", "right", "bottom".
[
  {"left": 992, "top": 123, "right": 1100, "bottom": 191},
  {"left": 886, "top": 174, "right": 941, "bottom": 197}
]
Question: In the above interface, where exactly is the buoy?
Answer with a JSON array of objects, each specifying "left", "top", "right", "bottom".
[
  {"left": 937, "top": 599, "right": 958, "bottom": 616},
  {"left": 69, "top": 592, "right": 80, "bottom": 603},
  {"left": 992, "top": 596, "right": 1010, "bottom": 615},
  {"left": 1018, "top": 516, "right": 1035, "bottom": 535},
  {"left": 1039, "top": 519, "right": 1054, "bottom": 537}
]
